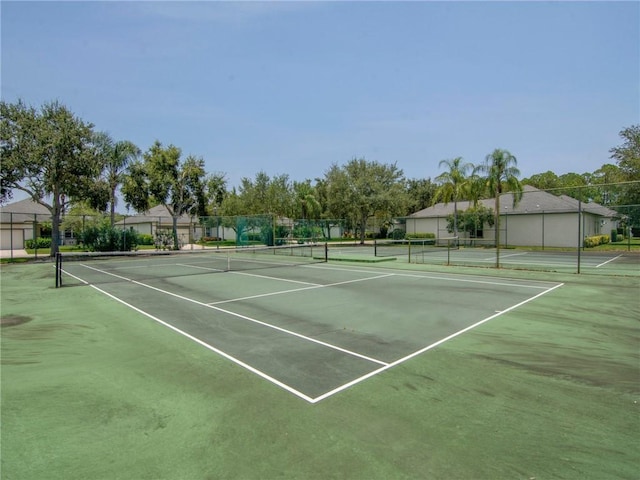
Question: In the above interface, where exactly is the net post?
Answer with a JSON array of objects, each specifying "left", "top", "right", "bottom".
[
  {"left": 55, "top": 252, "right": 61, "bottom": 288},
  {"left": 324, "top": 242, "right": 328, "bottom": 262}
]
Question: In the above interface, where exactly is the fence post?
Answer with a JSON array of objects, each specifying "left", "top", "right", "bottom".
[
  {"left": 9, "top": 213, "right": 14, "bottom": 260},
  {"left": 577, "top": 199, "right": 582, "bottom": 274},
  {"left": 33, "top": 213, "right": 38, "bottom": 260}
]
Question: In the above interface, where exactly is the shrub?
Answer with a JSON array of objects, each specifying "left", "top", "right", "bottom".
[
  {"left": 406, "top": 233, "right": 436, "bottom": 239},
  {"left": 25, "top": 237, "right": 52, "bottom": 249},
  {"left": 584, "top": 235, "right": 610, "bottom": 248},
  {"left": 611, "top": 229, "right": 618, "bottom": 243},
  {"left": 81, "top": 225, "right": 138, "bottom": 252},
  {"left": 138, "top": 234, "right": 154, "bottom": 246},
  {"left": 154, "top": 230, "right": 176, "bottom": 250},
  {"left": 389, "top": 229, "right": 406, "bottom": 240}
]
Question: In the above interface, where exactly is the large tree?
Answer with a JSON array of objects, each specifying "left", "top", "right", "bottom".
[
  {"left": 205, "top": 172, "right": 228, "bottom": 216},
  {"left": 610, "top": 125, "right": 640, "bottom": 181},
  {"left": 405, "top": 178, "right": 436, "bottom": 213},
  {"left": 521, "top": 170, "right": 560, "bottom": 191},
  {"left": 122, "top": 141, "right": 207, "bottom": 250},
  {"left": 609, "top": 124, "right": 640, "bottom": 226},
  {"left": 480, "top": 148, "right": 523, "bottom": 268},
  {"left": 433, "top": 157, "right": 474, "bottom": 237},
  {"left": 0, "top": 100, "right": 101, "bottom": 257},
  {"left": 324, "top": 158, "right": 406, "bottom": 244},
  {"left": 236, "top": 171, "right": 293, "bottom": 217}
]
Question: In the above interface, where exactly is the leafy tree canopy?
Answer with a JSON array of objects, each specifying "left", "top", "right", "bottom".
[
  {"left": 122, "top": 140, "right": 207, "bottom": 249},
  {"left": 324, "top": 158, "right": 406, "bottom": 243},
  {"left": 0, "top": 99, "right": 101, "bottom": 256}
]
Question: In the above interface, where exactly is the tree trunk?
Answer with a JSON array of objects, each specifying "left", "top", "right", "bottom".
[
  {"left": 110, "top": 193, "right": 116, "bottom": 228},
  {"left": 172, "top": 215, "right": 179, "bottom": 250}
]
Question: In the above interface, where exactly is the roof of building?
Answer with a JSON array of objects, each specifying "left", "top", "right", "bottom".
[
  {"left": 0, "top": 198, "right": 51, "bottom": 223},
  {"left": 116, "top": 204, "right": 193, "bottom": 226},
  {"left": 408, "top": 185, "right": 619, "bottom": 218}
]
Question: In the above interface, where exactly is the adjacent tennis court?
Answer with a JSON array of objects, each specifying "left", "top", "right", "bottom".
[
  {"left": 331, "top": 241, "right": 640, "bottom": 276},
  {"left": 57, "top": 246, "right": 562, "bottom": 402}
]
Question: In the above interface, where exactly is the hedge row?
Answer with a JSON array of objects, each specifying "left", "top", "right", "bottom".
[
  {"left": 584, "top": 235, "right": 610, "bottom": 248},
  {"left": 25, "top": 237, "right": 52, "bottom": 249},
  {"left": 406, "top": 233, "right": 436, "bottom": 239}
]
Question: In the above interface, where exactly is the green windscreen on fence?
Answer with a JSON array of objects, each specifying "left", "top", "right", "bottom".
[{"left": 55, "top": 243, "right": 328, "bottom": 287}]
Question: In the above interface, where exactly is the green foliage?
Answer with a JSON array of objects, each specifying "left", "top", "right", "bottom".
[
  {"left": 92, "top": 132, "right": 140, "bottom": 225},
  {"left": 324, "top": 158, "right": 407, "bottom": 244},
  {"left": 445, "top": 205, "right": 495, "bottom": 236},
  {"left": 122, "top": 141, "right": 207, "bottom": 250},
  {"left": 1, "top": 99, "right": 101, "bottom": 256},
  {"left": 584, "top": 235, "right": 610, "bottom": 248},
  {"left": 433, "top": 157, "right": 475, "bottom": 235},
  {"left": 153, "top": 230, "right": 177, "bottom": 250},
  {"left": 293, "top": 221, "right": 322, "bottom": 241},
  {"left": 137, "top": 234, "right": 154, "bottom": 246},
  {"left": 80, "top": 225, "right": 138, "bottom": 252},
  {"left": 609, "top": 125, "right": 640, "bottom": 181},
  {"left": 406, "top": 233, "right": 435, "bottom": 239},
  {"left": 479, "top": 148, "right": 522, "bottom": 267},
  {"left": 60, "top": 203, "right": 107, "bottom": 239},
  {"left": 406, "top": 178, "right": 436, "bottom": 213},
  {"left": 235, "top": 171, "right": 293, "bottom": 217},
  {"left": 25, "top": 237, "right": 52, "bottom": 249},
  {"left": 390, "top": 228, "right": 406, "bottom": 240}
]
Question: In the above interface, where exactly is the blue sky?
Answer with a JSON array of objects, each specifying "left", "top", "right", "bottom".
[{"left": 2, "top": 1, "right": 638, "bottom": 194}]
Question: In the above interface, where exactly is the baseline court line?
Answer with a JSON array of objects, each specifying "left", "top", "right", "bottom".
[
  {"left": 310, "top": 281, "right": 565, "bottom": 403},
  {"left": 307, "top": 264, "right": 555, "bottom": 290},
  {"left": 79, "top": 263, "right": 389, "bottom": 367}
]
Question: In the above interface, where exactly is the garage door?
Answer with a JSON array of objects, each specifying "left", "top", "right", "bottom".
[{"left": 0, "top": 228, "right": 25, "bottom": 250}]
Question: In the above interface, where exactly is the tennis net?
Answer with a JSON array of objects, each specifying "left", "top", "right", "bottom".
[
  {"left": 55, "top": 243, "right": 328, "bottom": 287},
  {"left": 374, "top": 237, "right": 459, "bottom": 257}
]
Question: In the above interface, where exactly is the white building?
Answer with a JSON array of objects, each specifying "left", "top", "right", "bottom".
[{"left": 405, "top": 186, "right": 619, "bottom": 248}]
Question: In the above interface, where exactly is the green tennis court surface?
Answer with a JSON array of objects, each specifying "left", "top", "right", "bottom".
[
  {"left": 2, "top": 259, "right": 638, "bottom": 479},
  {"left": 59, "top": 255, "right": 561, "bottom": 402}
]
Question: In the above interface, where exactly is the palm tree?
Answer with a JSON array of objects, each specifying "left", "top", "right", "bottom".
[
  {"left": 433, "top": 157, "right": 474, "bottom": 238},
  {"left": 480, "top": 148, "right": 523, "bottom": 267},
  {"left": 95, "top": 132, "right": 140, "bottom": 226},
  {"left": 293, "top": 180, "right": 321, "bottom": 220}
]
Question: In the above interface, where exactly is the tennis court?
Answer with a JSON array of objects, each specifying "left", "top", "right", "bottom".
[
  {"left": 57, "top": 246, "right": 562, "bottom": 403},
  {"left": 330, "top": 241, "right": 640, "bottom": 276}
]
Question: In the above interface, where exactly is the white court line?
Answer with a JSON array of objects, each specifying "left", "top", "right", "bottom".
[
  {"left": 179, "top": 264, "right": 321, "bottom": 286},
  {"left": 65, "top": 261, "right": 564, "bottom": 404},
  {"left": 176, "top": 263, "right": 225, "bottom": 273},
  {"left": 307, "top": 264, "right": 554, "bottom": 290},
  {"left": 78, "top": 263, "right": 389, "bottom": 367},
  {"left": 86, "top": 283, "right": 317, "bottom": 403},
  {"left": 208, "top": 273, "right": 396, "bottom": 306},
  {"left": 596, "top": 254, "right": 623, "bottom": 268},
  {"left": 310, "top": 281, "right": 565, "bottom": 403},
  {"left": 482, "top": 252, "right": 528, "bottom": 261}
]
